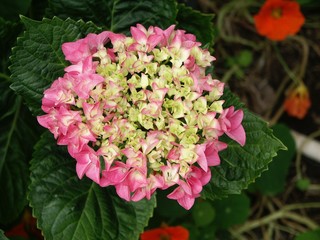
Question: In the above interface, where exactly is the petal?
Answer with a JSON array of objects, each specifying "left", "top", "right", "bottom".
[
  {"left": 100, "top": 173, "right": 112, "bottom": 187},
  {"left": 130, "top": 26, "right": 147, "bottom": 44},
  {"left": 226, "top": 124, "right": 246, "bottom": 146},
  {"left": 76, "top": 162, "right": 89, "bottom": 179},
  {"left": 166, "top": 226, "right": 189, "bottom": 239},
  {"left": 200, "top": 169, "right": 211, "bottom": 186},
  {"left": 204, "top": 141, "right": 227, "bottom": 167},
  {"left": 128, "top": 170, "right": 147, "bottom": 192},
  {"left": 195, "top": 144, "right": 208, "bottom": 172},
  {"left": 167, "top": 186, "right": 185, "bottom": 200},
  {"left": 180, "top": 180, "right": 192, "bottom": 195},
  {"left": 61, "top": 38, "right": 90, "bottom": 64},
  {"left": 115, "top": 183, "right": 131, "bottom": 201},
  {"left": 85, "top": 162, "right": 100, "bottom": 184},
  {"left": 177, "top": 194, "right": 196, "bottom": 210},
  {"left": 188, "top": 177, "right": 202, "bottom": 195},
  {"left": 229, "top": 109, "right": 244, "bottom": 128},
  {"left": 131, "top": 188, "right": 146, "bottom": 202},
  {"left": 140, "top": 228, "right": 166, "bottom": 240},
  {"left": 105, "top": 165, "right": 129, "bottom": 184},
  {"left": 147, "top": 34, "right": 162, "bottom": 50},
  {"left": 206, "top": 150, "right": 220, "bottom": 167}
]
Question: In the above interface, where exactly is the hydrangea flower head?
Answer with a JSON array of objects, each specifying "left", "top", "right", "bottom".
[{"left": 37, "top": 24, "right": 246, "bottom": 210}]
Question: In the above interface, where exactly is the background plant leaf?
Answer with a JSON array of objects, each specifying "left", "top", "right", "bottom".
[
  {"left": 0, "top": 18, "right": 22, "bottom": 61},
  {"left": 10, "top": 17, "right": 100, "bottom": 116},
  {"left": 28, "top": 0, "right": 49, "bottom": 21},
  {"left": 201, "top": 89, "right": 285, "bottom": 199},
  {"left": 154, "top": 188, "right": 189, "bottom": 220},
  {"left": 0, "top": 0, "right": 32, "bottom": 21},
  {"left": 176, "top": 4, "right": 215, "bottom": 49},
  {"left": 294, "top": 228, "right": 320, "bottom": 240},
  {"left": 191, "top": 200, "right": 215, "bottom": 227},
  {"left": 45, "top": 0, "right": 177, "bottom": 34},
  {"left": 29, "top": 132, "right": 156, "bottom": 240},
  {"left": 0, "top": 79, "right": 40, "bottom": 226},
  {"left": 248, "top": 123, "right": 295, "bottom": 196},
  {"left": 212, "top": 193, "right": 250, "bottom": 229}
]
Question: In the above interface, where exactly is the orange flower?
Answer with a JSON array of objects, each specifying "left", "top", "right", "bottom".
[
  {"left": 254, "top": 0, "right": 305, "bottom": 41},
  {"left": 140, "top": 226, "right": 189, "bottom": 240},
  {"left": 284, "top": 83, "right": 311, "bottom": 119}
]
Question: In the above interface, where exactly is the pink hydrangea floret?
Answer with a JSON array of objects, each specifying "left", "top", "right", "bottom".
[{"left": 37, "top": 24, "right": 246, "bottom": 210}]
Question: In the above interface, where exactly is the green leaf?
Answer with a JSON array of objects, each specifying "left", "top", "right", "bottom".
[
  {"left": 29, "top": 132, "right": 156, "bottom": 240},
  {"left": 236, "top": 50, "right": 253, "bottom": 68},
  {"left": 248, "top": 123, "right": 295, "bottom": 196},
  {"left": 28, "top": 0, "right": 49, "bottom": 21},
  {"left": 0, "top": 78, "right": 40, "bottom": 225},
  {"left": 0, "top": 229, "right": 9, "bottom": 240},
  {"left": 0, "top": 0, "right": 32, "bottom": 21},
  {"left": 295, "top": 228, "right": 320, "bottom": 240},
  {"left": 191, "top": 200, "right": 215, "bottom": 227},
  {"left": 10, "top": 17, "right": 100, "bottom": 116},
  {"left": 45, "top": 0, "right": 177, "bottom": 34},
  {"left": 155, "top": 188, "right": 189, "bottom": 220},
  {"left": 296, "top": 178, "right": 311, "bottom": 191},
  {"left": 0, "top": 18, "right": 21, "bottom": 60},
  {"left": 212, "top": 193, "right": 250, "bottom": 229},
  {"left": 202, "top": 89, "right": 285, "bottom": 199},
  {"left": 297, "top": 0, "right": 320, "bottom": 6},
  {"left": 184, "top": 222, "right": 216, "bottom": 240},
  {"left": 110, "top": 0, "right": 177, "bottom": 34},
  {"left": 176, "top": 4, "right": 215, "bottom": 49},
  {"left": 45, "top": 0, "right": 114, "bottom": 27}
]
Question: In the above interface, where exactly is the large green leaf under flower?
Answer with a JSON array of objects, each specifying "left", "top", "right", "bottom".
[
  {"left": 29, "top": 132, "right": 156, "bottom": 240},
  {"left": 45, "top": 0, "right": 177, "bottom": 34}
]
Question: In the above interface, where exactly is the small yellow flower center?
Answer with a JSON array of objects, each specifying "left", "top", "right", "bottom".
[{"left": 271, "top": 7, "right": 282, "bottom": 19}]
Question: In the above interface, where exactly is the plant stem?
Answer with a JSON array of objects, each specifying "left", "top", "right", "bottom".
[
  {"left": 283, "top": 212, "right": 318, "bottom": 230},
  {"left": 234, "top": 210, "right": 283, "bottom": 234},
  {"left": 221, "top": 64, "right": 239, "bottom": 83},
  {"left": 217, "top": 0, "right": 262, "bottom": 50},
  {"left": 232, "top": 202, "right": 320, "bottom": 236},
  {"left": 283, "top": 202, "right": 320, "bottom": 211},
  {"left": 265, "top": 222, "right": 275, "bottom": 240},
  {"left": 308, "top": 184, "right": 320, "bottom": 191},
  {"left": 273, "top": 44, "right": 300, "bottom": 85},
  {"left": 229, "top": 230, "right": 247, "bottom": 240},
  {"left": 269, "top": 105, "right": 284, "bottom": 126},
  {"left": 288, "top": 36, "right": 309, "bottom": 81},
  {"left": 0, "top": 72, "right": 11, "bottom": 82}
]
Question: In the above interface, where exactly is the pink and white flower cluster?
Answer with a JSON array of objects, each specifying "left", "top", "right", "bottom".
[{"left": 37, "top": 24, "right": 246, "bottom": 210}]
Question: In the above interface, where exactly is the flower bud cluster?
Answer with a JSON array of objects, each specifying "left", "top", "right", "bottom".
[{"left": 38, "top": 24, "right": 246, "bottom": 209}]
